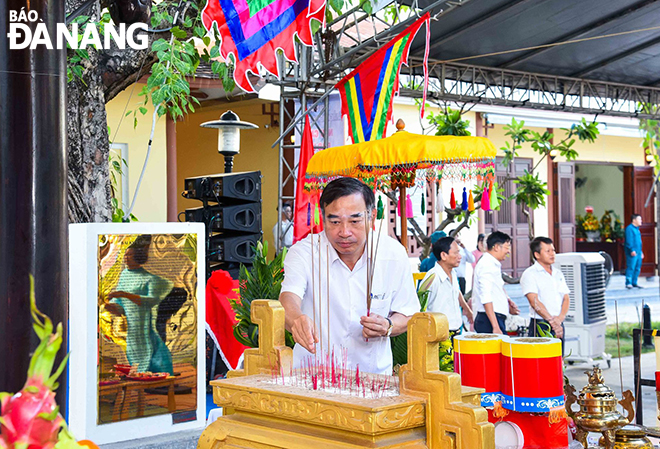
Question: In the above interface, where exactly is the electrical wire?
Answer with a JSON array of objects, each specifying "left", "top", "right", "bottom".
[{"left": 125, "top": 0, "right": 188, "bottom": 218}]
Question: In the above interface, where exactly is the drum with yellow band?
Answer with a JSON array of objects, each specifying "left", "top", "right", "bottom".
[
  {"left": 454, "top": 333, "right": 503, "bottom": 407},
  {"left": 500, "top": 336, "right": 564, "bottom": 413}
]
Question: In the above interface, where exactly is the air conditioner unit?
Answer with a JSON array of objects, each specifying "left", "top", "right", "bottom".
[{"left": 554, "top": 252, "right": 611, "bottom": 368}]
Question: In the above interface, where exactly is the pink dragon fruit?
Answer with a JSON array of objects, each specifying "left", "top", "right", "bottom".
[{"left": 0, "top": 276, "right": 81, "bottom": 449}]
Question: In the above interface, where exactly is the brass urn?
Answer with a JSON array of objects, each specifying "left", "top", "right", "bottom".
[
  {"left": 611, "top": 425, "right": 653, "bottom": 448},
  {"left": 566, "top": 367, "right": 631, "bottom": 448}
]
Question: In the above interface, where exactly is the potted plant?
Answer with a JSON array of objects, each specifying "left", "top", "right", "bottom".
[
  {"left": 231, "top": 241, "right": 294, "bottom": 348},
  {"left": 582, "top": 207, "right": 600, "bottom": 242},
  {"left": 600, "top": 210, "right": 613, "bottom": 242}
]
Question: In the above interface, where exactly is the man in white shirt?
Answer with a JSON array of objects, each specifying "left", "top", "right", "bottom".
[
  {"left": 422, "top": 236, "right": 473, "bottom": 334},
  {"left": 272, "top": 202, "right": 294, "bottom": 250},
  {"left": 520, "top": 237, "right": 570, "bottom": 346},
  {"left": 454, "top": 236, "right": 475, "bottom": 294},
  {"left": 472, "top": 232, "right": 520, "bottom": 334},
  {"left": 279, "top": 178, "right": 419, "bottom": 375}
]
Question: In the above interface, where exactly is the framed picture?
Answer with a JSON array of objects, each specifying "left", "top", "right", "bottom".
[{"left": 68, "top": 222, "right": 206, "bottom": 444}]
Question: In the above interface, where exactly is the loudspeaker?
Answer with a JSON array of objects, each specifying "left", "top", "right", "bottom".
[
  {"left": 185, "top": 203, "right": 261, "bottom": 234},
  {"left": 208, "top": 234, "right": 261, "bottom": 264},
  {"left": 182, "top": 171, "right": 261, "bottom": 203}
]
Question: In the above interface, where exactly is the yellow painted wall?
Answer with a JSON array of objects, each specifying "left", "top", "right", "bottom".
[
  {"left": 105, "top": 84, "right": 168, "bottom": 222},
  {"left": 175, "top": 99, "right": 281, "bottom": 257}
]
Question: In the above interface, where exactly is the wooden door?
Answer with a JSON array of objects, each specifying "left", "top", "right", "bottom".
[
  {"left": 484, "top": 157, "right": 533, "bottom": 277},
  {"left": 633, "top": 166, "right": 656, "bottom": 276},
  {"left": 553, "top": 162, "right": 575, "bottom": 254}
]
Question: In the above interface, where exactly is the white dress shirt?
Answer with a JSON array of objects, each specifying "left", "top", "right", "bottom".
[
  {"left": 423, "top": 264, "right": 462, "bottom": 330},
  {"left": 456, "top": 246, "right": 476, "bottom": 278},
  {"left": 520, "top": 261, "right": 570, "bottom": 319},
  {"left": 281, "top": 231, "right": 419, "bottom": 375},
  {"left": 472, "top": 252, "right": 508, "bottom": 315},
  {"left": 272, "top": 220, "right": 294, "bottom": 248}
]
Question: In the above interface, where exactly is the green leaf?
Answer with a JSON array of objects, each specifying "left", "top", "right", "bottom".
[
  {"left": 139, "top": 106, "right": 148, "bottom": 115},
  {"left": 152, "top": 39, "right": 170, "bottom": 52},
  {"left": 171, "top": 26, "right": 188, "bottom": 39},
  {"left": 210, "top": 45, "right": 221, "bottom": 59}
]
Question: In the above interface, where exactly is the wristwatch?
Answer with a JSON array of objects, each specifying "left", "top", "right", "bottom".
[{"left": 385, "top": 317, "right": 393, "bottom": 337}]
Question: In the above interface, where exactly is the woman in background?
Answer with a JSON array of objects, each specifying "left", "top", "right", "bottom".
[{"left": 105, "top": 236, "right": 174, "bottom": 374}]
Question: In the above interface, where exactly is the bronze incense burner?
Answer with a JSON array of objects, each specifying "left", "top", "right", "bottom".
[{"left": 565, "top": 367, "right": 635, "bottom": 448}]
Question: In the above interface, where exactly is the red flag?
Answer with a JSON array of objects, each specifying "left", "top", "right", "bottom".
[
  {"left": 294, "top": 115, "right": 322, "bottom": 243},
  {"left": 205, "top": 270, "right": 247, "bottom": 371}
]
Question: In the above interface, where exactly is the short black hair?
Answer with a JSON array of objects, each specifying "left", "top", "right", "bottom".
[
  {"left": 128, "top": 235, "right": 151, "bottom": 265},
  {"left": 432, "top": 236, "right": 455, "bottom": 261},
  {"left": 477, "top": 233, "right": 486, "bottom": 244},
  {"left": 632, "top": 213, "right": 641, "bottom": 221},
  {"left": 319, "top": 177, "right": 375, "bottom": 215},
  {"left": 281, "top": 202, "right": 292, "bottom": 211},
  {"left": 530, "top": 236, "right": 553, "bottom": 260},
  {"left": 486, "top": 231, "right": 511, "bottom": 250}
]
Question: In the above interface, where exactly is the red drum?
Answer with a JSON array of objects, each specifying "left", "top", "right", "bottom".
[
  {"left": 454, "top": 333, "right": 503, "bottom": 407},
  {"left": 500, "top": 336, "right": 564, "bottom": 413}
]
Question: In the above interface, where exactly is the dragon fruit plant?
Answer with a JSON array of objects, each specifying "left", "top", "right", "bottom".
[{"left": 0, "top": 276, "right": 90, "bottom": 449}]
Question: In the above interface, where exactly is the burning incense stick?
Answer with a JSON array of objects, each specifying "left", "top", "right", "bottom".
[
  {"left": 318, "top": 234, "right": 323, "bottom": 356},
  {"left": 310, "top": 208, "right": 316, "bottom": 355},
  {"left": 327, "top": 243, "right": 330, "bottom": 350}
]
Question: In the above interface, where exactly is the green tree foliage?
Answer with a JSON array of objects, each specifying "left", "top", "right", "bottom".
[{"left": 427, "top": 108, "right": 472, "bottom": 136}]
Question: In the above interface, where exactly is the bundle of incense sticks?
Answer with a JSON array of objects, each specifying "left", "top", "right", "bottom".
[
  {"left": 308, "top": 203, "right": 332, "bottom": 355},
  {"left": 266, "top": 346, "right": 399, "bottom": 399},
  {"left": 364, "top": 206, "right": 385, "bottom": 341}
]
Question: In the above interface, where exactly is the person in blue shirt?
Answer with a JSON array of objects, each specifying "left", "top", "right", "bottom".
[
  {"left": 624, "top": 213, "right": 644, "bottom": 289},
  {"left": 419, "top": 231, "right": 447, "bottom": 272}
]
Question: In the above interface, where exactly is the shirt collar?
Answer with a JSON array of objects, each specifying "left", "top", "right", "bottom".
[
  {"left": 532, "top": 261, "right": 553, "bottom": 274},
  {"left": 434, "top": 264, "right": 452, "bottom": 283},
  {"left": 483, "top": 252, "right": 501, "bottom": 267},
  {"left": 321, "top": 231, "right": 368, "bottom": 270}
]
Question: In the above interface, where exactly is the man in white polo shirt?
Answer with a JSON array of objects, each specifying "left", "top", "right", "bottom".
[
  {"left": 473, "top": 231, "right": 520, "bottom": 334},
  {"left": 279, "top": 177, "right": 419, "bottom": 375},
  {"left": 520, "top": 236, "right": 570, "bottom": 347},
  {"left": 422, "top": 236, "right": 473, "bottom": 335}
]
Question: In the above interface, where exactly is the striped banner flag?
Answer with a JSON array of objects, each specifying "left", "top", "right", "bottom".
[{"left": 336, "top": 13, "right": 430, "bottom": 144}]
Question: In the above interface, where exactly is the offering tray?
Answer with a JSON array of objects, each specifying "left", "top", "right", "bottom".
[
  {"left": 199, "top": 300, "right": 494, "bottom": 449},
  {"left": 213, "top": 373, "right": 426, "bottom": 435}
]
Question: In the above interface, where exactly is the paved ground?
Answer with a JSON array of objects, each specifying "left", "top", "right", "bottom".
[{"left": 505, "top": 274, "right": 660, "bottom": 324}]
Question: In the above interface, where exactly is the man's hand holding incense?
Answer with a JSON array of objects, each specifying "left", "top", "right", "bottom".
[
  {"left": 290, "top": 314, "right": 319, "bottom": 354},
  {"left": 360, "top": 313, "right": 390, "bottom": 338}
]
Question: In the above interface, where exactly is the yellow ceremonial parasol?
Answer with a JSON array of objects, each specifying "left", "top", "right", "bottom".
[{"left": 305, "top": 120, "right": 497, "bottom": 246}]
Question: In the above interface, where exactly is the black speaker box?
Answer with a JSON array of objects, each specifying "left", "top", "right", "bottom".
[
  {"left": 209, "top": 261, "right": 246, "bottom": 280},
  {"left": 182, "top": 171, "right": 261, "bottom": 203},
  {"left": 185, "top": 203, "right": 261, "bottom": 234},
  {"left": 208, "top": 234, "right": 261, "bottom": 264}
]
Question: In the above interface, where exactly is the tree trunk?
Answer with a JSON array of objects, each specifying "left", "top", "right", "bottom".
[
  {"left": 66, "top": 0, "right": 113, "bottom": 222},
  {"left": 65, "top": 0, "right": 165, "bottom": 222}
]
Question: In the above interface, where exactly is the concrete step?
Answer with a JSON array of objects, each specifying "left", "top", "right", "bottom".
[{"left": 98, "top": 428, "right": 204, "bottom": 449}]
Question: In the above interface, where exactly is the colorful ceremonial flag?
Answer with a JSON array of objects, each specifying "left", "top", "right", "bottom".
[
  {"left": 294, "top": 115, "right": 322, "bottom": 242},
  {"left": 336, "top": 13, "right": 430, "bottom": 144},
  {"left": 202, "top": 0, "right": 325, "bottom": 92}
]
